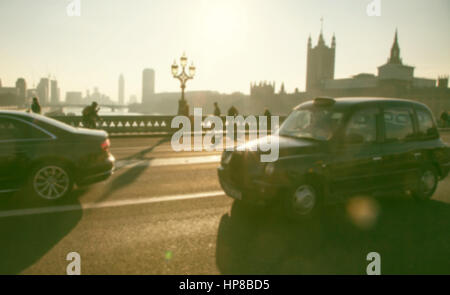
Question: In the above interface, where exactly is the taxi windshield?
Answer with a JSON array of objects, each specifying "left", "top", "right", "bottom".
[{"left": 278, "top": 107, "right": 345, "bottom": 141}]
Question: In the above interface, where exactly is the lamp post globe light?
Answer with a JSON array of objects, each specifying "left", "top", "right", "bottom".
[{"left": 171, "top": 53, "right": 196, "bottom": 116}]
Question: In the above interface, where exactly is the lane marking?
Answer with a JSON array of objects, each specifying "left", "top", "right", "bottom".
[
  {"left": 0, "top": 191, "right": 226, "bottom": 218},
  {"left": 115, "top": 155, "right": 221, "bottom": 169}
]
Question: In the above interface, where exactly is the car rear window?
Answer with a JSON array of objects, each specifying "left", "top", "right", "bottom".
[
  {"left": 0, "top": 117, "right": 51, "bottom": 140},
  {"left": 28, "top": 113, "right": 77, "bottom": 133}
]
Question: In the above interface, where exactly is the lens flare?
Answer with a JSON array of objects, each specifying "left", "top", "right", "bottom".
[{"left": 346, "top": 196, "right": 380, "bottom": 230}]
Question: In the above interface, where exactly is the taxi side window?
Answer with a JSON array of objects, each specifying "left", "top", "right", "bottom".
[
  {"left": 383, "top": 107, "right": 415, "bottom": 142},
  {"left": 416, "top": 108, "right": 438, "bottom": 139},
  {"left": 345, "top": 108, "right": 378, "bottom": 144}
]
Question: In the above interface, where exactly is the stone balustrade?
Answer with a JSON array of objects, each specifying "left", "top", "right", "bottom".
[{"left": 51, "top": 115, "right": 288, "bottom": 135}]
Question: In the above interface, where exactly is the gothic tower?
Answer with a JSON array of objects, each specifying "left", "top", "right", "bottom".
[
  {"left": 388, "top": 29, "right": 402, "bottom": 65},
  {"left": 306, "top": 21, "right": 336, "bottom": 92},
  {"left": 378, "top": 30, "right": 414, "bottom": 82}
]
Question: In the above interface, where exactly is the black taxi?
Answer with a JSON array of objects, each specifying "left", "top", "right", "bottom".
[{"left": 218, "top": 97, "right": 450, "bottom": 218}]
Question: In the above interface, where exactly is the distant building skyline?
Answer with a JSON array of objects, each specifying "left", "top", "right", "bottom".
[
  {"left": 306, "top": 29, "right": 336, "bottom": 92},
  {"left": 65, "top": 91, "right": 83, "bottom": 105},
  {"left": 36, "top": 78, "right": 49, "bottom": 105},
  {"left": 15, "top": 78, "right": 26, "bottom": 101},
  {"left": 118, "top": 74, "right": 125, "bottom": 105},
  {"left": 318, "top": 30, "right": 438, "bottom": 91},
  {"left": 1, "top": 19, "right": 449, "bottom": 113},
  {"left": 0, "top": 0, "right": 448, "bottom": 99},
  {"left": 142, "top": 69, "right": 155, "bottom": 105},
  {"left": 51, "top": 80, "right": 60, "bottom": 104},
  {"left": 129, "top": 94, "right": 138, "bottom": 104}
]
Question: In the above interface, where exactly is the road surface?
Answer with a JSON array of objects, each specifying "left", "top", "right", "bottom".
[{"left": 0, "top": 135, "right": 449, "bottom": 274}]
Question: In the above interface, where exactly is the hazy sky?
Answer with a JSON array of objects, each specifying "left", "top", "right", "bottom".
[{"left": 0, "top": 0, "right": 449, "bottom": 102}]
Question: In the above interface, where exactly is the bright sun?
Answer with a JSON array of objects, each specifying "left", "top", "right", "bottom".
[{"left": 201, "top": 1, "right": 248, "bottom": 43}]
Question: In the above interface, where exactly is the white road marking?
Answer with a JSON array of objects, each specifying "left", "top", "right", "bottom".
[
  {"left": 0, "top": 191, "right": 226, "bottom": 218},
  {"left": 115, "top": 155, "right": 221, "bottom": 169}
]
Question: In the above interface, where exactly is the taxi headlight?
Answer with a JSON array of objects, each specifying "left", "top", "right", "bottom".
[{"left": 265, "top": 163, "right": 275, "bottom": 176}]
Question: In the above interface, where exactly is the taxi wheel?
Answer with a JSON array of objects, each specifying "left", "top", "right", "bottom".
[
  {"left": 284, "top": 183, "right": 321, "bottom": 220},
  {"left": 412, "top": 166, "right": 438, "bottom": 201}
]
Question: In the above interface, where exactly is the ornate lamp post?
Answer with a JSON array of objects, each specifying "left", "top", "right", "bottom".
[{"left": 171, "top": 53, "right": 196, "bottom": 116}]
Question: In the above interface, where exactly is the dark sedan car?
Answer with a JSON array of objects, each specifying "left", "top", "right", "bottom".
[
  {"left": 0, "top": 110, "right": 115, "bottom": 201},
  {"left": 218, "top": 97, "right": 450, "bottom": 219}
]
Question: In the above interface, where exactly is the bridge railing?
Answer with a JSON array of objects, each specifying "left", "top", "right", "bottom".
[{"left": 50, "top": 115, "right": 288, "bottom": 135}]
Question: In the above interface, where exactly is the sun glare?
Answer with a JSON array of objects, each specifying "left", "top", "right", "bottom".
[{"left": 200, "top": 2, "right": 248, "bottom": 44}]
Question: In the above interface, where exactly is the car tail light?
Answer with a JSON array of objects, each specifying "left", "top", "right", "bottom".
[{"left": 101, "top": 138, "right": 110, "bottom": 152}]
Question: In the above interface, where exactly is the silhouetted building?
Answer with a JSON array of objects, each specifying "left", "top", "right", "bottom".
[
  {"left": 27, "top": 89, "right": 37, "bottom": 99},
  {"left": 0, "top": 87, "right": 18, "bottom": 96},
  {"left": 37, "top": 78, "right": 50, "bottom": 105},
  {"left": 250, "top": 81, "right": 275, "bottom": 98},
  {"left": 142, "top": 69, "right": 155, "bottom": 105},
  {"left": 309, "top": 30, "right": 439, "bottom": 92},
  {"left": 323, "top": 73, "right": 378, "bottom": 89},
  {"left": 319, "top": 30, "right": 438, "bottom": 90},
  {"left": 51, "top": 80, "right": 60, "bottom": 104},
  {"left": 15, "top": 78, "right": 27, "bottom": 103},
  {"left": 119, "top": 74, "right": 125, "bottom": 105},
  {"left": 0, "top": 87, "right": 19, "bottom": 106},
  {"left": 305, "top": 29, "right": 449, "bottom": 117},
  {"left": 0, "top": 78, "right": 27, "bottom": 106},
  {"left": 129, "top": 95, "right": 137, "bottom": 104},
  {"left": 377, "top": 30, "right": 427, "bottom": 87},
  {"left": 306, "top": 27, "right": 336, "bottom": 92},
  {"left": 0, "top": 78, "right": 18, "bottom": 96},
  {"left": 438, "top": 76, "right": 449, "bottom": 89},
  {"left": 279, "top": 82, "right": 286, "bottom": 95},
  {"left": 86, "top": 87, "right": 114, "bottom": 105},
  {"left": 66, "top": 91, "right": 83, "bottom": 104}
]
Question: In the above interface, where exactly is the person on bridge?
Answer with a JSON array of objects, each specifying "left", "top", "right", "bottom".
[
  {"left": 210, "top": 102, "right": 223, "bottom": 145},
  {"left": 264, "top": 107, "right": 272, "bottom": 131},
  {"left": 213, "top": 102, "right": 221, "bottom": 117},
  {"left": 82, "top": 102, "right": 101, "bottom": 129},
  {"left": 227, "top": 106, "right": 239, "bottom": 140},
  {"left": 227, "top": 105, "right": 238, "bottom": 117},
  {"left": 440, "top": 111, "right": 449, "bottom": 127},
  {"left": 31, "top": 97, "right": 41, "bottom": 114}
]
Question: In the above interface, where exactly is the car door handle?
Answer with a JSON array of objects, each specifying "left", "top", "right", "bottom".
[{"left": 372, "top": 156, "right": 383, "bottom": 161}]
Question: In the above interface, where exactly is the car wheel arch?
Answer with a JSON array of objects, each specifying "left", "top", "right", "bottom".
[
  {"left": 419, "top": 155, "right": 443, "bottom": 180},
  {"left": 29, "top": 156, "right": 76, "bottom": 176},
  {"left": 427, "top": 157, "right": 444, "bottom": 179}
]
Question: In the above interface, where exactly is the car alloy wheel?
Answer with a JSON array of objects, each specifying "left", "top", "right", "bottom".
[
  {"left": 33, "top": 165, "right": 71, "bottom": 200},
  {"left": 290, "top": 184, "right": 317, "bottom": 216}
]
